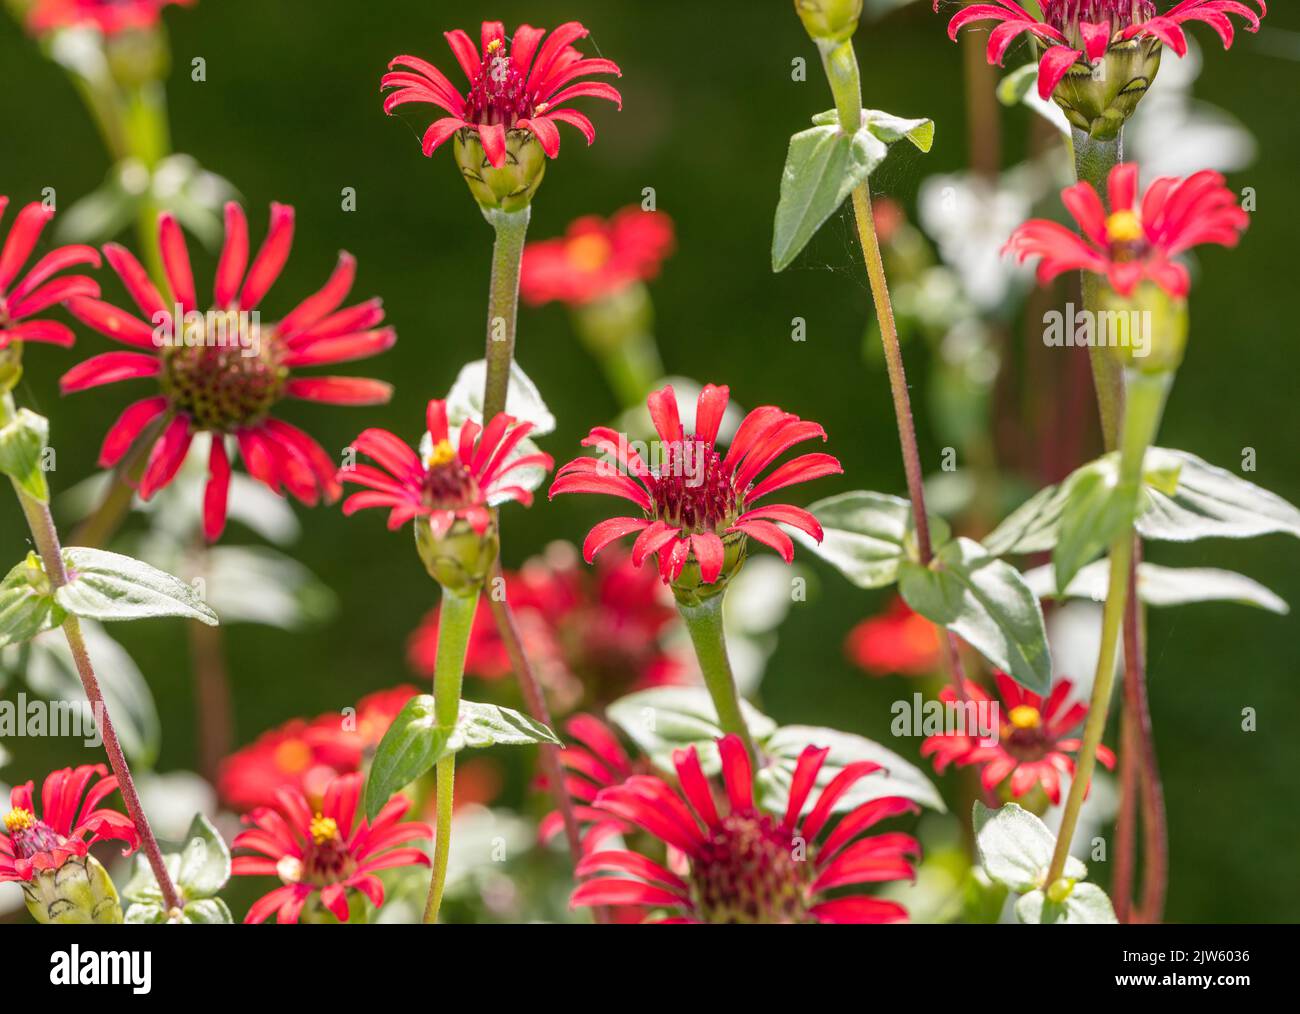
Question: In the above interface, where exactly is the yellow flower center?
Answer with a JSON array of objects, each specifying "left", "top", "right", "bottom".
[
  {"left": 273, "top": 739, "right": 312, "bottom": 775},
  {"left": 1008, "top": 705, "right": 1042, "bottom": 730},
  {"left": 3, "top": 808, "right": 35, "bottom": 834},
  {"left": 566, "top": 233, "right": 613, "bottom": 273},
  {"left": 1105, "top": 210, "right": 1143, "bottom": 244},
  {"left": 486, "top": 38, "right": 503, "bottom": 54},
  {"left": 425, "top": 439, "right": 457, "bottom": 469},
  {"left": 310, "top": 814, "right": 339, "bottom": 845}
]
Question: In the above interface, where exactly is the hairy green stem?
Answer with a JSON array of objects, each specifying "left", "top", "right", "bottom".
[
  {"left": 480, "top": 207, "right": 531, "bottom": 423},
  {"left": 1046, "top": 370, "right": 1169, "bottom": 885},
  {"left": 678, "top": 596, "right": 755, "bottom": 757},
  {"left": 421, "top": 589, "right": 478, "bottom": 925}
]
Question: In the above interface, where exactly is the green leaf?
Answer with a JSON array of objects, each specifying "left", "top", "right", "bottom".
[
  {"left": 607, "top": 686, "right": 777, "bottom": 775},
  {"left": 1016, "top": 883, "right": 1118, "bottom": 925},
  {"left": 1025, "top": 560, "right": 1289, "bottom": 614},
  {"left": 773, "top": 125, "right": 878, "bottom": 272},
  {"left": 364, "top": 696, "right": 561, "bottom": 821},
  {"left": 122, "top": 851, "right": 181, "bottom": 906},
  {"left": 756, "top": 725, "right": 945, "bottom": 815},
  {"left": 176, "top": 813, "right": 230, "bottom": 898},
  {"left": 56, "top": 547, "right": 219, "bottom": 626},
  {"left": 996, "top": 64, "right": 1070, "bottom": 137},
  {"left": 180, "top": 897, "right": 233, "bottom": 924},
  {"left": 983, "top": 483, "right": 1070, "bottom": 557},
  {"left": 814, "top": 108, "right": 936, "bottom": 152},
  {"left": 973, "top": 801, "right": 1085, "bottom": 894},
  {"left": 0, "top": 553, "right": 61, "bottom": 648},
  {"left": 0, "top": 408, "right": 50, "bottom": 502},
  {"left": 790, "top": 491, "right": 947, "bottom": 589},
  {"left": 1053, "top": 461, "right": 1142, "bottom": 592},
  {"left": 900, "top": 538, "right": 1052, "bottom": 692}
]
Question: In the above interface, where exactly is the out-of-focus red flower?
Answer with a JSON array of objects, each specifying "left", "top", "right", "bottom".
[
  {"left": 1, "top": 765, "right": 137, "bottom": 882},
  {"left": 920, "top": 672, "right": 1115, "bottom": 805},
  {"left": 218, "top": 685, "right": 418, "bottom": 813},
  {"left": 845, "top": 597, "right": 943, "bottom": 677},
  {"left": 550, "top": 383, "right": 841, "bottom": 587},
  {"left": 520, "top": 207, "right": 675, "bottom": 308},
  {"left": 536, "top": 713, "right": 640, "bottom": 850},
  {"left": 408, "top": 543, "right": 685, "bottom": 709},
  {"left": 232, "top": 773, "right": 432, "bottom": 924},
  {"left": 61, "top": 202, "right": 395, "bottom": 542},
  {"left": 27, "top": 0, "right": 192, "bottom": 36},
  {"left": 572, "top": 735, "right": 920, "bottom": 923},
  {"left": 382, "top": 20, "right": 621, "bottom": 166},
  {"left": 1005, "top": 163, "right": 1250, "bottom": 298},
  {"left": 0, "top": 196, "right": 100, "bottom": 353}
]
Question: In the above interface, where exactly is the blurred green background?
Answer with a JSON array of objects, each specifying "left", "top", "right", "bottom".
[{"left": 2, "top": 0, "right": 1296, "bottom": 922}]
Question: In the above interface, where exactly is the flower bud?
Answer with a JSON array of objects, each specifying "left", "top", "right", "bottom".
[
  {"left": 21, "top": 855, "right": 124, "bottom": 925},
  {"left": 415, "top": 515, "right": 500, "bottom": 595},
  {"left": 669, "top": 530, "right": 748, "bottom": 608},
  {"left": 1097, "top": 281, "right": 1188, "bottom": 375},
  {"left": 454, "top": 129, "right": 547, "bottom": 213},
  {"left": 793, "top": 0, "right": 863, "bottom": 43},
  {"left": 105, "top": 27, "right": 171, "bottom": 90},
  {"left": 0, "top": 343, "right": 21, "bottom": 395},
  {"left": 1042, "top": 36, "right": 1162, "bottom": 140}
]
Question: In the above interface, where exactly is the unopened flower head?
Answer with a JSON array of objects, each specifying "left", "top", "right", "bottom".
[
  {"left": 550, "top": 384, "right": 841, "bottom": 604},
  {"left": 382, "top": 21, "right": 622, "bottom": 211},
  {"left": 571, "top": 735, "right": 920, "bottom": 924},
  {"left": 793, "top": 0, "right": 864, "bottom": 43},
  {"left": 61, "top": 202, "right": 395, "bottom": 541},
  {"left": 936, "top": 1, "right": 1267, "bottom": 138}
]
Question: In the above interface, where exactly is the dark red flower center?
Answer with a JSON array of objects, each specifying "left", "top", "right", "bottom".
[
  {"left": 3, "top": 809, "right": 64, "bottom": 859},
  {"left": 1042, "top": 0, "right": 1156, "bottom": 33},
  {"left": 648, "top": 439, "right": 739, "bottom": 535},
  {"left": 691, "top": 810, "right": 810, "bottom": 924},
  {"left": 298, "top": 814, "right": 355, "bottom": 886},
  {"left": 422, "top": 439, "right": 482, "bottom": 510},
  {"left": 1000, "top": 705, "right": 1056, "bottom": 763},
  {"left": 1104, "top": 209, "right": 1148, "bottom": 261},
  {"left": 465, "top": 40, "right": 534, "bottom": 127},
  {"left": 160, "top": 310, "right": 285, "bottom": 431}
]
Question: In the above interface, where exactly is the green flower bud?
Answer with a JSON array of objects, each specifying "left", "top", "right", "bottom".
[
  {"left": 299, "top": 890, "right": 369, "bottom": 924},
  {"left": 0, "top": 344, "right": 22, "bottom": 396},
  {"left": 21, "top": 855, "right": 124, "bottom": 925},
  {"left": 105, "top": 27, "right": 171, "bottom": 90},
  {"left": 793, "top": 0, "right": 863, "bottom": 43},
  {"left": 670, "top": 530, "right": 748, "bottom": 608},
  {"left": 1097, "top": 281, "right": 1188, "bottom": 375},
  {"left": 1042, "top": 36, "right": 1162, "bottom": 141},
  {"left": 415, "top": 515, "right": 500, "bottom": 596},
  {"left": 454, "top": 129, "right": 547, "bottom": 213}
]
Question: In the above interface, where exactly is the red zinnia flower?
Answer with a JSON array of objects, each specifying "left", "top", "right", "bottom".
[
  {"left": 408, "top": 544, "right": 684, "bottom": 707},
  {"left": 550, "top": 384, "right": 841, "bottom": 586},
  {"left": 1005, "top": 163, "right": 1249, "bottom": 298},
  {"left": 218, "top": 686, "right": 418, "bottom": 813},
  {"left": 0, "top": 196, "right": 100, "bottom": 352},
  {"left": 937, "top": 1, "right": 1267, "bottom": 100},
  {"left": 846, "top": 597, "right": 943, "bottom": 677},
  {"left": 232, "top": 772, "right": 432, "bottom": 924},
  {"left": 382, "top": 20, "right": 622, "bottom": 166},
  {"left": 520, "top": 207, "right": 675, "bottom": 307},
  {"left": 1, "top": 765, "right": 138, "bottom": 882},
  {"left": 27, "top": 0, "right": 192, "bottom": 35},
  {"left": 537, "top": 713, "right": 643, "bottom": 850},
  {"left": 571, "top": 735, "right": 920, "bottom": 924},
  {"left": 60, "top": 202, "right": 395, "bottom": 542},
  {"left": 920, "top": 672, "right": 1116, "bottom": 805},
  {"left": 340, "top": 398, "right": 552, "bottom": 532}
]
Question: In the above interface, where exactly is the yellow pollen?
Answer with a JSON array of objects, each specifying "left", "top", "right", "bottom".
[
  {"left": 310, "top": 814, "right": 339, "bottom": 845},
  {"left": 1008, "top": 705, "right": 1042, "bottom": 730},
  {"left": 566, "top": 234, "right": 613, "bottom": 273},
  {"left": 1105, "top": 210, "right": 1143, "bottom": 244},
  {"left": 486, "top": 39, "right": 503, "bottom": 53},
  {"left": 426, "top": 439, "right": 457, "bottom": 469},
  {"left": 4, "top": 808, "right": 35, "bottom": 834},
  {"left": 273, "top": 739, "right": 312, "bottom": 775},
  {"left": 534, "top": 101, "right": 550, "bottom": 114}
]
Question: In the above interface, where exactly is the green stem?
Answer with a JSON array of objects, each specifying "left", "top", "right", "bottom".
[
  {"left": 122, "top": 82, "right": 171, "bottom": 291},
  {"left": 2, "top": 393, "right": 183, "bottom": 915},
  {"left": 678, "top": 596, "right": 755, "bottom": 757},
  {"left": 594, "top": 331, "right": 663, "bottom": 410},
  {"left": 1045, "top": 369, "right": 1170, "bottom": 885},
  {"left": 421, "top": 588, "right": 478, "bottom": 925},
  {"left": 480, "top": 207, "right": 531, "bottom": 422}
]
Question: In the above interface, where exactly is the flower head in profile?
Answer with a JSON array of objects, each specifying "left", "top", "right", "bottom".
[
  {"left": 382, "top": 21, "right": 621, "bottom": 209},
  {"left": 232, "top": 772, "right": 432, "bottom": 924},
  {"left": 0, "top": 196, "right": 100, "bottom": 356},
  {"left": 1004, "top": 163, "right": 1250, "bottom": 299},
  {"left": 409, "top": 543, "right": 684, "bottom": 709},
  {"left": 218, "top": 686, "right": 418, "bottom": 813},
  {"left": 26, "top": 0, "right": 192, "bottom": 36},
  {"left": 521, "top": 207, "right": 675, "bottom": 308},
  {"left": 550, "top": 384, "right": 840, "bottom": 600},
  {"left": 936, "top": 2, "right": 1267, "bottom": 137},
  {"left": 921, "top": 673, "right": 1115, "bottom": 805},
  {"left": 1, "top": 765, "right": 138, "bottom": 883},
  {"left": 846, "top": 597, "right": 943, "bottom": 677},
  {"left": 61, "top": 202, "right": 395, "bottom": 542},
  {"left": 572, "top": 735, "right": 920, "bottom": 924}
]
